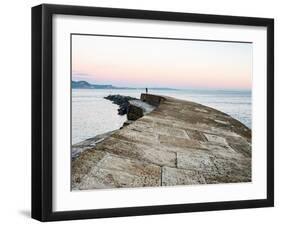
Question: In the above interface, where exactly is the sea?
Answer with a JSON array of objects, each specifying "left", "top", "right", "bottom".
[{"left": 72, "top": 89, "right": 251, "bottom": 145}]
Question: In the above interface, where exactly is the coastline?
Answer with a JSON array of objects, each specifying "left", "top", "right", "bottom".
[{"left": 72, "top": 93, "right": 251, "bottom": 190}]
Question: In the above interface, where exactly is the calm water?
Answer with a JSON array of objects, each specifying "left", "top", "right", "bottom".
[{"left": 72, "top": 89, "right": 251, "bottom": 144}]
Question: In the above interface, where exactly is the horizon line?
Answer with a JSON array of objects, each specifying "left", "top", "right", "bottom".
[{"left": 72, "top": 80, "right": 252, "bottom": 92}]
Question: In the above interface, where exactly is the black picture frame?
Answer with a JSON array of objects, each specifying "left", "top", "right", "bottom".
[{"left": 31, "top": 4, "right": 274, "bottom": 222}]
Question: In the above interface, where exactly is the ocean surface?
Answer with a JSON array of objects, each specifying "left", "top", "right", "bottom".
[{"left": 72, "top": 89, "right": 251, "bottom": 144}]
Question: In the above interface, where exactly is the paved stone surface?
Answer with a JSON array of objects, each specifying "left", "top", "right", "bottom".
[{"left": 72, "top": 94, "right": 252, "bottom": 190}]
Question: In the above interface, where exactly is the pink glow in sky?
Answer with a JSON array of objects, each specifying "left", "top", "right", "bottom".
[{"left": 72, "top": 35, "right": 252, "bottom": 90}]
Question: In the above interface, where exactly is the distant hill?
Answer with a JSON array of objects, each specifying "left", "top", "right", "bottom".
[{"left": 72, "top": 81, "right": 115, "bottom": 89}]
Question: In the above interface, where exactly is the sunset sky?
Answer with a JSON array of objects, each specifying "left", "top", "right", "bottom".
[{"left": 72, "top": 34, "right": 252, "bottom": 90}]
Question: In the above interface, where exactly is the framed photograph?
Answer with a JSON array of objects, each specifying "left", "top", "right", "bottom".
[{"left": 32, "top": 4, "right": 274, "bottom": 221}]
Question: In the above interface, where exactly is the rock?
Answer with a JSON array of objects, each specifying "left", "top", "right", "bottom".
[
  {"left": 117, "top": 103, "right": 127, "bottom": 115},
  {"left": 127, "top": 103, "right": 144, "bottom": 120},
  {"left": 122, "top": 120, "right": 134, "bottom": 127},
  {"left": 104, "top": 95, "right": 137, "bottom": 115},
  {"left": 105, "top": 95, "right": 156, "bottom": 120}
]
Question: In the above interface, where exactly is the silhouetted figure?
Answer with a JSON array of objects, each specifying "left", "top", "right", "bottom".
[{"left": 146, "top": 88, "right": 148, "bottom": 94}]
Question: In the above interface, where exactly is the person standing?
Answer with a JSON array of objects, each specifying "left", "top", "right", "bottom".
[{"left": 146, "top": 88, "right": 148, "bottom": 94}]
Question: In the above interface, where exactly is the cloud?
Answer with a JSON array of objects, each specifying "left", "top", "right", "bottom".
[{"left": 72, "top": 71, "right": 94, "bottom": 81}]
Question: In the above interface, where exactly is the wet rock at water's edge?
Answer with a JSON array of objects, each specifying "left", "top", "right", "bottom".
[
  {"left": 104, "top": 95, "right": 137, "bottom": 115},
  {"left": 127, "top": 104, "right": 144, "bottom": 120}
]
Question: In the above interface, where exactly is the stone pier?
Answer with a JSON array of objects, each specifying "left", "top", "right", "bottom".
[{"left": 72, "top": 94, "right": 251, "bottom": 190}]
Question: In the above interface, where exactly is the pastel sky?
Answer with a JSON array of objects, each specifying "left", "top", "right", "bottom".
[{"left": 72, "top": 35, "right": 252, "bottom": 90}]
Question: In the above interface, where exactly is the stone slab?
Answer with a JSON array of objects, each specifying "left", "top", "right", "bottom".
[
  {"left": 74, "top": 153, "right": 161, "bottom": 190},
  {"left": 162, "top": 166, "right": 206, "bottom": 186}
]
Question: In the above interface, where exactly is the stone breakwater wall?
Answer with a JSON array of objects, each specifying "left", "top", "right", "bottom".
[
  {"left": 140, "top": 93, "right": 165, "bottom": 106},
  {"left": 72, "top": 94, "right": 252, "bottom": 190},
  {"left": 127, "top": 99, "right": 156, "bottom": 121},
  {"left": 126, "top": 93, "right": 165, "bottom": 121}
]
